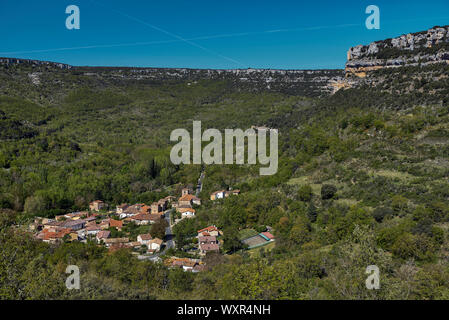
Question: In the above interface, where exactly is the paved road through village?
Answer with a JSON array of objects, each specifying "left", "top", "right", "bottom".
[{"left": 164, "top": 208, "right": 175, "bottom": 250}]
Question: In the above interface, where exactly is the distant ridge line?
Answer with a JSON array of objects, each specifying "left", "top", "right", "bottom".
[{"left": 0, "top": 57, "right": 343, "bottom": 72}]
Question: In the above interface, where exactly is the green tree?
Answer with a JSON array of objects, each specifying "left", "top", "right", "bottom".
[
  {"left": 150, "top": 219, "right": 168, "bottom": 240},
  {"left": 321, "top": 184, "right": 337, "bottom": 200},
  {"left": 307, "top": 202, "right": 318, "bottom": 223},
  {"left": 222, "top": 226, "right": 243, "bottom": 253},
  {"left": 298, "top": 185, "right": 313, "bottom": 202},
  {"left": 23, "top": 195, "right": 46, "bottom": 214}
]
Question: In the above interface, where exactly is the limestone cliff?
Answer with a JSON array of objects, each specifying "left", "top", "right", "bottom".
[
  {"left": 346, "top": 25, "right": 449, "bottom": 77},
  {"left": 0, "top": 57, "right": 72, "bottom": 70}
]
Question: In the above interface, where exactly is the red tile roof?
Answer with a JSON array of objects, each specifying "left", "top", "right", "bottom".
[
  {"left": 197, "top": 226, "right": 219, "bottom": 233},
  {"left": 261, "top": 232, "right": 275, "bottom": 240},
  {"left": 42, "top": 228, "right": 71, "bottom": 240}
]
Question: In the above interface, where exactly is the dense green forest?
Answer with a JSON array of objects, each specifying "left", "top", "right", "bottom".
[{"left": 1, "top": 60, "right": 449, "bottom": 299}]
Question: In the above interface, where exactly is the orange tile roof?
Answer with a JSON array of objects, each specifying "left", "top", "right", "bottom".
[
  {"left": 150, "top": 238, "right": 163, "bottom": 245},
  {"left": 179, "top": 194, "right": 200, "bottom": 202},
  {"left": 42, "top": 228, "right": 71, "bottom": 240},
  {"left": 171, "top": 258, "right": 197, "bottom": 268},
  {"left": 109, "top": 219, "right": 123, "bottom": 228},
  {"left": 197, "top": 226, "right": 219, "bottom": 233},
  {"left": 140, "top": 205, "right": 151, "bottom": 213}
]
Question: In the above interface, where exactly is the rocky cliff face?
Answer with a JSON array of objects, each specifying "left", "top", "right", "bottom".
[
  {"left": 346, "top": 25, "right": 449, "bottom": 77},
  {"left": 0, "top": 57, "right": 72, "bottom": 70},
  {"left": 86, "top": 67, "right": 345, "bottom": 95}
]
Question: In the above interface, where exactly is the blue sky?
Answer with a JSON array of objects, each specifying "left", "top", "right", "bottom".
[{"left": 1, "top": 0, "right": 449, "bottom": 69}]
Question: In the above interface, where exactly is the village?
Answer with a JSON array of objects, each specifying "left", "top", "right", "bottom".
[{"left": 29, "top": 184, "right": 275, "bottom": 273}]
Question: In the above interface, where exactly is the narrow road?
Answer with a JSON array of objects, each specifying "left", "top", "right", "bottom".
[
  {"left": 195, "top": 167, "right": 205, "bottom": 197},
  {"left": 164, "top": 208, "right": 175, "bottom": 250},
  {"left": 144, "top": 208, "right": 174, "bottom": 261},
  {"left": 145, "top": 169, "right": 204, "bottom": 261}
]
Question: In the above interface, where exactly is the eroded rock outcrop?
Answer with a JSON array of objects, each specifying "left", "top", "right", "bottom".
[
  {"left": 0, "top": 57, "right": 72, "bottom": 70},
  {"left": 346, "top": 25, "right": 449, "bottom": 77}
]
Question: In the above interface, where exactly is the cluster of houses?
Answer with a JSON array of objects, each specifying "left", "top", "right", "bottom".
[
  {"left": 197, "top": 225, "right": 221, "bottom": 255},
  {"left": 29, "top": 184, "right": 253, "bottom": 272},
  {"left": 31, "top": 209, "right": 164, "bottom": 254},
  {"left": 30, "top": 188, "right": 204, "bottom": 253},
  {"left": 164, "top": 225, "right": 222, "bottom": 272},
  {"left": 116, "top": 195, "right": 174, "bottom": 224},
  {"left": 32, "top": 211, "right": 115, "bottom": 244},
  {"left": 30, "top": 196, "right": 173, "bottom": 254},
  {"left": 173, "top": 187, "right": 201, "bottom": 219}
]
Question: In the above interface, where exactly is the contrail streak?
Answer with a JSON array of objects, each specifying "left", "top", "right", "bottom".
[
  {"left": 1, "top": 12, "right": 447, "bottom": 57},
  {"left": 0, "top": 23, "right": 359, "bottom": 55},
  {"left": 89, "top": 0, "right": 246, "bottom": 67}
]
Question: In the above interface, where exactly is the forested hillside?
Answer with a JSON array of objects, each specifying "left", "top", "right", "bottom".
[{"left": 1, "top": 40, "right": 449, "bottom": 299}]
